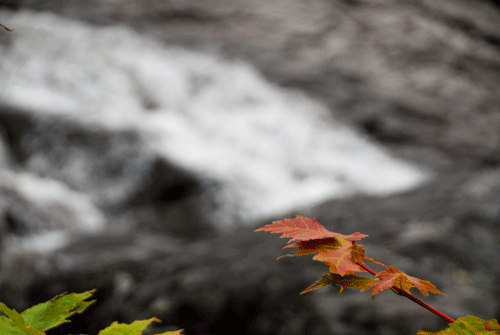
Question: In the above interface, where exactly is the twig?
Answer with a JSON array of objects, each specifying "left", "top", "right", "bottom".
[{"left": 0, "top": 23, "right": 13, "bottom": 31}]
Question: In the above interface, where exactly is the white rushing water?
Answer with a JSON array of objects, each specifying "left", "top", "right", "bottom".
[{"left": 0, "top": 10, "right": 430, "bottom": 229}]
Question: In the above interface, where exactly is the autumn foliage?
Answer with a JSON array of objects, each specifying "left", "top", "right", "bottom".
[{"left": 256, "top": 215, "right": 500, "bottom": 335}]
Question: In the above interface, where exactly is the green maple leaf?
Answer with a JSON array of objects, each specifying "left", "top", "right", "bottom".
[
  {"left": 0, "top": 290, "right": 95, "bottom": 334},
  {"left": 417, "top": 315, "right": 500, "bottom": 335},
  {"left": 301, "top": 273, "right": 379, "bottom": 294}
]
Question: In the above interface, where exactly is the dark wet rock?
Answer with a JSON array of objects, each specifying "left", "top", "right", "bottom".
[
  {"left": 0, "top": 168, "right": 107, "bottom": 255},
  {"left": 0, "top": 103, "right": 215, "bottom": 238},
  {"left": 0, "top": 0, "right": 18, "bottom": 10},
  {"left": 124, "top": 157, "right": 212, "bottom": 237},
  {"left": 1, "top": 0, "right": 500, "bottom": 334},
  {"left": 0, "top": 104, "right": 155, "bottom": 206}
]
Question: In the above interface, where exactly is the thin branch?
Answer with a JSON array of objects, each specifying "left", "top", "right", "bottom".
[{"left": 0, "top": 23, "right": 13, "bottom": 31}]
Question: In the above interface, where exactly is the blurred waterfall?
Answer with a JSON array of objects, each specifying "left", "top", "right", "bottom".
[{"left": 0, "top": 10, "right": 430, "bottom": 229}]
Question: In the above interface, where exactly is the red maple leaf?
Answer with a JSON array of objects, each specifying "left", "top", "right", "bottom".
[
  {"left": 255, "top": 215, "right": 367, "bottom": 243},
  {"left": 371, "top": 266, "right": 443, "bottom": 297},
  {"left": 256, "top": 216, "right": 371, "bottom": 273}
]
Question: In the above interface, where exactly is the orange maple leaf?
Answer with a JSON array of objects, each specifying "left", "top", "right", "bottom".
[
  {"left": 312, "top": 246, "right": 367, "bottom": 275},
  {"left": 371, "top": 266, "right": 443, "bottom": 297}
]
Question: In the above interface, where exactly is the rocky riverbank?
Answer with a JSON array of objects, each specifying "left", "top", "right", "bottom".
[{"left": 0, "top": 1, "right": 499, "bottom": 334}]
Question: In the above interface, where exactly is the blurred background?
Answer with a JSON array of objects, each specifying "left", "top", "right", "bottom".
[{"left": 0, "top": 1, "right": 499, "bottom": 334}]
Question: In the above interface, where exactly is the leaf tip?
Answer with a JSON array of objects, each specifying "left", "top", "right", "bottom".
[{"left": 276, "top": 254, "right": 293, "bottom": 260}]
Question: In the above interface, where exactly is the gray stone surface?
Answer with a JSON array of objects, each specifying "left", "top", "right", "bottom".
[
  {"left": 0, "top": 104, "right": 215, "bottom": 239},
  {"left": 1, "top": 1, "right": 500, "bottom": 334}
]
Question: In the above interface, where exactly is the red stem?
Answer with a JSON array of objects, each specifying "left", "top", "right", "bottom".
[{"left": 357, "top": 263, "right": 455, "bottom": 324}]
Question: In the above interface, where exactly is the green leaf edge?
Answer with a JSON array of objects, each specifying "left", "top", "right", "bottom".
[{"left": 0, "top": 290, "right": 182, "bottom": 335}]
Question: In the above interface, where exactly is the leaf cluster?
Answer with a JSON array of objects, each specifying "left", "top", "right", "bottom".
[
  {"left": 256, "top": 215, "right": 499, "bottom": 334},
  {"left": 0, "top": 290, "right": 182, "bottom": 335},
  {"left": 256, "top": 215, "right": 441, "bottom": 297}
]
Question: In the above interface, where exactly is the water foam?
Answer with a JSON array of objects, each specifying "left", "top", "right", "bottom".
[{"left": 0, "top": 10, "right": 430, "bottom": 228}]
